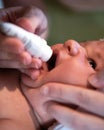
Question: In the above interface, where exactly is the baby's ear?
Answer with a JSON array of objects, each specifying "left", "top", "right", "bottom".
[{"left": 88, "top": 70, "right": 104, "bottom": 89}]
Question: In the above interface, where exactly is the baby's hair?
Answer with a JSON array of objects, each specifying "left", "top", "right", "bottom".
[{"left": 99, "top": 38, "right": 104, "bottom": 41}]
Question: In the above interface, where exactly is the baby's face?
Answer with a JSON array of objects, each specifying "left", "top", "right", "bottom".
[{"left": 40, "top": 39, "right": 104, "bottom": 87}]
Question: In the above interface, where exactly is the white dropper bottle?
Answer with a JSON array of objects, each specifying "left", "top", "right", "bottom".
[{"left": 0, "top": 22, "right": 53, "bottom": 62}]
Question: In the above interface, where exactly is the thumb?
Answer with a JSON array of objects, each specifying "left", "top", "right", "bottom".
[
  {"left": 88, "top": 70, "right": 104, "bottom": 89},
  {"left": 15, "top": 17, "right": 35, "bottom": 33},
  {"left": 15, "top": 7, "right": 48, "bottom": 38}
]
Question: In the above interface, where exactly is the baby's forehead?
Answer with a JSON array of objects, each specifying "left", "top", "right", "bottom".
[
  {"left": 80, "top": 40, "right": 104, "bottom": 46},
  {"left": 80, "top": 40, "right": 104, "bottom": 52}
]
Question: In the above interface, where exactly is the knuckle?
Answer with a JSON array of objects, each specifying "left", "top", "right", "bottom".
[
  {"left": 43, "top": 83, "right": 63, "bottom": 98},
  {"left": 76, "top": 90, "right": 90, "bottom": 107}
]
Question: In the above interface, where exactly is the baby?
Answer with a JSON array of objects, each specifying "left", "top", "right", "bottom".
[{"left": 21, "top": 39, "right": 104, "bottom": 129}]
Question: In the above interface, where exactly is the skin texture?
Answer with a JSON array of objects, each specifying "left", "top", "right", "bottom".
[
  {"left": 21, "top": 39, "right": 104, "bottom": 129},
  {"left": 0, "top": 69, "right": 40, "bottom": 130}
]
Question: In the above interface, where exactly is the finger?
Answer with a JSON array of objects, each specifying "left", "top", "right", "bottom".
[
  {"left": 15, "top": 7, "right": 48, "bottom": 38},
  {"left": 18, "top": 51, "right": 32, "bottom": 65},
  {"left": 0, "top": 6, "right": 48, "bottom": 36},
  {"left": 47, "top": 103, "right": 104, "bottom": 130},
  {"left": 21, "top": 69, "right": 40, "bottom": 82},
  {"left": 88, "top": 70, "right": 104, "bottom": 88},
  {"left": 0, "top": 7, "right": 25, "bottom": 22},
  {"left": 16, "top": 15, "right": 48, "bottom": 38},
  {"left": 0, "top": 50, "right": 32, "bottom": 65},
  {"left": 0, "top": 33, "right": 24, "bottom": 53},
  {"left": 0, "top": 60, "right": 28, "bottom": 68},
  {"left": 19, "top": 57, "right": 42, "bottom": 69},
  {"left": 40, "top": 83, "right": 104, "bottom": 117},
  {"left": 30, "top": 57, "right": 42, "bottom": 69}
]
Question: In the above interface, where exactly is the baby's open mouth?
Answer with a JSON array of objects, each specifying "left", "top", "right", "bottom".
[{"left": 47, "top": 53, "right": 57, "bottom": 71}]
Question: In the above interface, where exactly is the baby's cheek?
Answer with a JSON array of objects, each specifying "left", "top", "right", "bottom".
[{"left": 74, "top": 67, "right": 96, "bottom": 87}]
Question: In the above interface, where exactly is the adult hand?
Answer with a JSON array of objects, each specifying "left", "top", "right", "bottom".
[
  {"left": 0, "top": 6, "right": 48, "bottom": 78},
  {"left": 40, "top": 83, "right": 104, "bottom": 130}
]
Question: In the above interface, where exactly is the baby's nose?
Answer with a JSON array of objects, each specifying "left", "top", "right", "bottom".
[{"left": 64, "top": 40, "right": 81, "bottom": 56}]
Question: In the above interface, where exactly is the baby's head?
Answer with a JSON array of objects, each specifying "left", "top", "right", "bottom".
[{"left": 41, "top": 39, "right": 104, "bottom": 88}]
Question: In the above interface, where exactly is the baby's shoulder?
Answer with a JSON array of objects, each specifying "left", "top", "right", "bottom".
[{"left": 0, "top": 69, "right": 36, "bottom": 130}]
